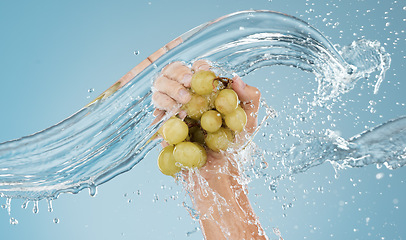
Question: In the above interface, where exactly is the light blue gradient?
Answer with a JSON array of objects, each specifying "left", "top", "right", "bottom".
[{"left": 0, "top": 0, "right": 405, "bottom": 239}]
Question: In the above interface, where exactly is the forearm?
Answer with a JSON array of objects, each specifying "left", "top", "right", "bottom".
[
  {"left": 188, "top": 155, "right": 268, "bottom": 240},
  {"left": 151, "top": 60, "right": 265, "bottom": 239}
]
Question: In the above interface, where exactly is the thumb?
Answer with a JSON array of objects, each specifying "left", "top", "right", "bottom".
[
  {"left": 231, "top": 76, "right": 260, "bottom": 112},
  {"left": 231, "top": 76, "right": 261, "bottom": 134}
]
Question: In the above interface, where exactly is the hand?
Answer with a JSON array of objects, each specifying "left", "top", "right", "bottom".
[
  {"left": 152, "top": 59, "right": 260, "bottom": 141},
  {"left": 152, "top": 60, "right": 261, "bottom": 167},
  {"left": 152, "top": 60, "right": 266, "bottom": 240}
]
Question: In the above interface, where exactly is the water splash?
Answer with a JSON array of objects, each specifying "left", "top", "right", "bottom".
[
  {"left": 9, "top": 217, "right": 18, "bottom": 225},
  {"left": 266, "top": 116, "right": 406, "bottom": 183},
  {"left": 0, "top": 10, "right": 396, "bottom": 203}
]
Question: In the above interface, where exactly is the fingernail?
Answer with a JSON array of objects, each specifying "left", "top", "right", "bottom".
[
  {"left": 198, "top": 65, "right": 210, "bottom": 71},
  {"left": 238, "top": 77, "right": 246, "bottom": 89},
  {"left": 234, "top": 76, "right": 246, "bottom": 89},
  {"left": 183, "top": 74, "right": 192, "bottom": 83}
]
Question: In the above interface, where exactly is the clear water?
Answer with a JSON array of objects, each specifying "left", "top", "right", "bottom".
[{"left": 0, "top": 9, "right": 403, "bottom": 238}]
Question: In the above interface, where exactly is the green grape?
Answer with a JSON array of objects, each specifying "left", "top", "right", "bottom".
[
  {"left": 191, "top": 70, "right": 217, "bottom": 95},
  {"left": 158, "top": 125, "right": 163, "bottom": 137},
  {"left": 214, "top": 89, "right": 239, "bottom": 114},
  {"left": 183, "top": 93, "right": 210, "bottom": 120},
  {"left": 173, "top": 142, "right": 207, "bottom": 169},
  {"left": 157, "top": 146, "right": 181, "bottom": 177},
  {"left": 189, "top": 126, "right": 205, "bottom": 145},
  {"left": 162, "top": 117, "right": 189, "bottom": 145},
  {"left": 224, "top": 106, "right": 247, "bottom": 132},
  {"left": 189, "top": 125, "right": 198, "bottom": 134},
  {"left": 194, "top": 144, "right": 207, "bottom": 168},
  {"left": 158, "top": 116, "right": 175, "bottom": 137},
  {"left": 205, "top": 127, "right": 234, "bottom": 152},
  {"left": 201, "top": 110, "right": 222, "bottom": 133}
]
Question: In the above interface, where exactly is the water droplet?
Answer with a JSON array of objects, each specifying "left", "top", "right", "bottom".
[
  {"left": 33, "top": 201, "right": 39, "bottom": 214},
  {"left": 133, "top": 50, "right": 140, "bottom": 55},
  {"left": 153, "top": 194, "right": 159, "bottom": 202},
  {"left": 88, "top": 88, "right": 94, "bottom": 93},
  {"left": 269, "top": 184, "right": 277, "bottom": 193},
  {"left": 5, "top": 198, "right": 11, "bottom": 215},
  {"left": 403, "top": 6, "right": 406, "bottom": 10},
  {"left": 127, "top": 199, "right": 132, "bottom": 203},
  {"left": 260, "top": 161, "right": 268, "bottom": 169},
  {"left": 53, "top": 218, "right": 60, "bottom": 224},
  {"left": 47, "top": 199, "right": 53, "bottom": 212},
  {"left": 376, "top": 172, "right": 384, "bottom": 180},
  {"left": 10, "top": 217, "right": 18, "bottom": 225},
  {"left": 385, "top": 22, "right": 390, "bottom": 27},
  {"left": 21, "top": 200, "right": 29, "bottom": 209},
  {"left": 273, "top": 227, "right": 282, "bottom": 237},
  {"left": 186, "top": 227, "right": 200, "bottom": 236},
  {"left": 89, "top": 184, "right": 97, "bottom": 197}
]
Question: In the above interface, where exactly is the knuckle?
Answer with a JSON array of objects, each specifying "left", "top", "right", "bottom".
[
  {"left": 152, "top": 91, "right": 163, "bottom": 102},
  {"left": 168, "top": 65, "right": 191, "bottom": 81},
  {"left": 163, "top": 61, "right": 183, "bottom": 73},
  {"left": 193, "top": 59, "right": 209, "bottom": 68},
  {"left": 162, "top": 61, "right": 179, "bottom": 72},
  {"left": 153, "top": 76, "right": 165, "bottom": 88}
]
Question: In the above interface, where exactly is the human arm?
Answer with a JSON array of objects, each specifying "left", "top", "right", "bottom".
[{"left": 152, "top": 60, "right": 268, "bottom": 240}]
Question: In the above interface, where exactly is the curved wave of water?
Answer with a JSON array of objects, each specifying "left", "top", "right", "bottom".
[{"left": 0, "top": 10, "right": 396, "bottom": 201}]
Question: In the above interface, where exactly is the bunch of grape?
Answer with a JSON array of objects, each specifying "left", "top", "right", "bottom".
[{"left": 157, "top": 70, "right": 247, "bottom": 177}]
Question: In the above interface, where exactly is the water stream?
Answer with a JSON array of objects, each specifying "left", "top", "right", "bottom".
[{"left": 0, "top": 11, "right": 401, "bottom": 212}]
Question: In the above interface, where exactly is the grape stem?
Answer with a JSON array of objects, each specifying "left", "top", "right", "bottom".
[
  {"left": 185, "top": 120, "right": 200, "bottom": 128},
  {"left": 214, "top": 77, "right": 233, "bottom": 90}
]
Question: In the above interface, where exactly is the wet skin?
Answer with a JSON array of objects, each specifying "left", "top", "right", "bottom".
[{"left": 152, "top": 60, "right": 268, "bottom": 240}]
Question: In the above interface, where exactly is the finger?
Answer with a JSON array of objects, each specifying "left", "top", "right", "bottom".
[
  {"left": 161, "top": 141, "right": 169, "bottom": 148},
  {"left": 153, "top": 109, "right": 164, "bottom": 117},
  {"left": 231, "top": 76, "right": 261, "bottom": 133},
  {"left": 192, "top": 60, "right": 211, "bottom": 72},
  {"left": 178, "top": 110, "right": 187, "bottom": 120},
  {"left": 162, "top": 62, "right": 193, "bottom": 87},
  {"left": 151, "top": 109, "right": 165, "bottom": 125},
  {"left": 154, "top": 76, "right": 191, "bottom": 104},
  {"left": 152, "top": 91, "right": 181, "bottom": 113},
  {"left": 231, "top": 76, "right": 260, "bottom": 105}
]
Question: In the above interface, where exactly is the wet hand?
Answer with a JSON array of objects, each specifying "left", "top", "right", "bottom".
[
  {"left": 152, "top": 60, "right": 260, "bottom": 135},
  {"left": 152, "top": 60, "right": 261, "bottom": 179},
  {"left": 152, "top": 61, "right": 208, "bottom": 121},
  {"left": 152, "top": 60, "right": 266, "bottom": 240}
]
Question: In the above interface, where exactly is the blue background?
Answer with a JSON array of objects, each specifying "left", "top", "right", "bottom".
[{"left": 0, "top": 0, "right": 405, "bottom": 239}]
